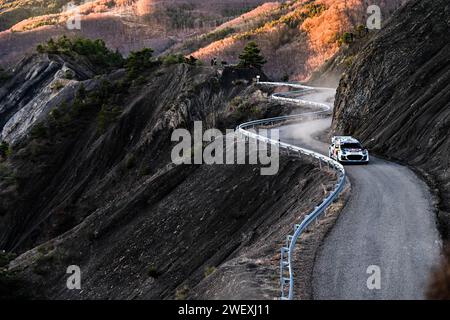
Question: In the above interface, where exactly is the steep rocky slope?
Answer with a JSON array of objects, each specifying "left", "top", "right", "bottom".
[
  {"left": 332, "top": 0, "right": 450, "bottom": 237},
  {"left": 181, "top": 0, "right": 406, "bottom": 81},
  {"left": 0, "top": 42, "right": 338, "bottom": 299},
  {"left": 307, "top": 34, "right": 374, "bottom": 87}
]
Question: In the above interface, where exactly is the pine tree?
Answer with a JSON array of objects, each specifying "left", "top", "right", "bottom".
[{"left": 238, "top": 42, "right": 267, "bottom": 69}]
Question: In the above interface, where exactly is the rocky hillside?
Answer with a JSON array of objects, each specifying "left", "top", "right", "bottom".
[
  {"left": 0, "top": 0, "right": 270, "bottom": 31},
  {"left": 332, "top": 0, "right": 450, "bottom": 237},
  {"left": 0, "top": 38, "right": 338, "bottom": 299},
  {"left": 178, "top": 0, "right": 406, "bottom": 81},
  {"left": 0, "top": 0, "right": 271, "bottom": 66}
]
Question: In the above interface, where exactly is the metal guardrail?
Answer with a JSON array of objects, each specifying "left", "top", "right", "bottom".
[{"left": 235, "top": 82, "right": 346, "bottom": 300}]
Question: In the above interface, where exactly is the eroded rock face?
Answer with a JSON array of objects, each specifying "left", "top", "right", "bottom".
[
  {"left": 332, "top": 0, "right": 450, "bottom": 236},
  {"left": 1, "top": 52, "right": 331, "bottom": 299},
  {"left": 0, "top": 54, "right": 97, "bottom": 143}
]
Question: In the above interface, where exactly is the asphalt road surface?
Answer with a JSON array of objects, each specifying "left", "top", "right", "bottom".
[{"left": 275, "top": 89, "right": 441, "bottom": 300}]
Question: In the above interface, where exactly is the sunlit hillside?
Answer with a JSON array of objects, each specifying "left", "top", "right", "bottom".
[
  {"left": 186, "top": 0, "right": 406, "bottom": 81},
  {"left": 0, "top": 0, "right": 270, "bottom": 65},
  {"left": 0, "top": 0, "right": 271, "bottom": 32}
]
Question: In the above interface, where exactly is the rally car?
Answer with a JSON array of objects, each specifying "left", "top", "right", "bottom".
[{"left": 328, "top": 136, "right": 369, "bottom": 164}]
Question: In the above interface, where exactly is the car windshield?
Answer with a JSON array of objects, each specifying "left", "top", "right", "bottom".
[{"left": 341, "top": 143, "right": 362, "bottom": 149}]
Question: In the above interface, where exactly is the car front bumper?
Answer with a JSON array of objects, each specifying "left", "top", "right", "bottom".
[{"left": 339, "top": 154, "right": 369, "bottom": 163}]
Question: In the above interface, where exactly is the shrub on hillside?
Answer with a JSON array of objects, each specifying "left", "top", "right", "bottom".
[
  {"left": 238, "top": 41, "right": 266, "bottom": 69},
  {"left": 97, "top": 104, "right": 122, "bottom": 133},
  {"left": 304, "top": 3, "right": 326, "bottom": 18},
  {"left": 161, "top": 54, "right": 200, "bottom": 66},
  {"left": 338, "top": 32, "right": 354, "bottom": 46},
  {"left": 162, "top": 54, "right": 186, "bottom": 65},
  {"left": 125, "top": 48, "right": 154, "bottom": 78},
  {"left": 36, "top": 36, "right": 124, "bottom": 72},
  {"left": 0, "top": 142, "right": 12, "bottom": 159},
  {"left": 0, "top": 251, "right": 27, "bottom": 300}
]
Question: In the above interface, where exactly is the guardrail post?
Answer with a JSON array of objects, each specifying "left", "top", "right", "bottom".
[{"left": 286, "top": 235, "right": 293, "bottom": 247}]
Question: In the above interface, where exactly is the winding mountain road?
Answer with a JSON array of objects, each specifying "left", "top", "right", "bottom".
[{"left": 274, "top": 88, "right": 441, "bottom": 299}]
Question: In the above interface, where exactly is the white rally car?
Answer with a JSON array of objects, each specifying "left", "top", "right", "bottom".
[{"left": 328, "top": 136, "right": 369, "bottom": 164}]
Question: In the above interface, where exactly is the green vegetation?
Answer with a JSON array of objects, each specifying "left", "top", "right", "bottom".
[
  {"left": 147, "top": 265, "right": 160, "bottom": 279},
  {"left": 125, "top": 48, "right": 154, "bottom": 79},
  {"left": 230, "top": 96, "right": 243, "bottom": 108},
  {"left": 238, "top": 41, "right": 266, "bottom": 69},
  {"left": 0, "top": 251, "right": 15, "bottom": 268},
  {"left": 162, "top": 54, "right": 186, "bottom": 65},
  {"left": 337, "top": 32, "right": 354, "bottom": 46},
  {"left": 24, "top": 78, "right": 128, "bottom": 160},
  {"left": 30, "top": 122, "right": 48, "bottom": 139},
  {"left": 204, "top": 266, "right": 216, "bottom": 277},
  {"left": 64, "top": 69, "right": 75, "bottom": 80},
  {"left": 304, "top": 3, "right": 326, "bottom": 18},
  {"left": 36, "top": 36, "right": 124, "bottom": 72},
  {"left": 237, "top": 104, "right": 261, "bottom": 117},
  {"left": 97, "top": 104, "right": 122, "bottom": 133},
  {"left": 203, "top": 27, "right": 235, "bottom": 43},
  {"left": 161, "top": 54, "right": 198, "bottom": 66},
  {"left": 230, "top": 95, "right": 262, "bottom": 119},
  {"left": 0, "top": 250, "right": 24, "bottom": 300},
  {"left": 355, "top": 24, "right": 367, "bottom": 37},
  {"left": 344, "top": 56, "right": 354, "bottom": 67},
  {"left": 175, "top": 285, "right": 189, "bottom": 300},
  {"left": 124, "top": 48, "right": 197, "bottom": 79},
  {"left": 0, "top": 142, "right": 12, "bottom": 159},
  {"left": 337, "top": 24, "right": 369, "bottom": 46},
  {"left": 33, "top": 250, "right": 55, "bottom": 276}
]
